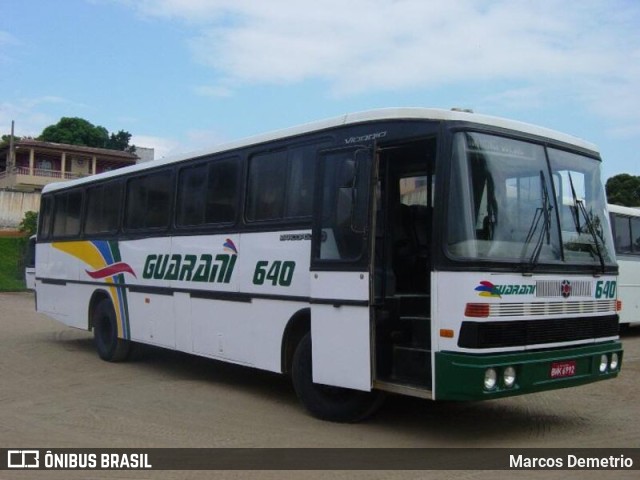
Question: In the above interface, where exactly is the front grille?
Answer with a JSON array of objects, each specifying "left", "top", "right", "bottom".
[
  {"left": 458, "top": 315, "right": 619, "bottom": 349},
  {"left": 487, "top": 300, "right": 616, "bottom": 317}
]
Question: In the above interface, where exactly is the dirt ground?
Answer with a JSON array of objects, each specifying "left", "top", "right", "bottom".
[{"left": 0, "top": 291, "right": 638, "bottom": 480}]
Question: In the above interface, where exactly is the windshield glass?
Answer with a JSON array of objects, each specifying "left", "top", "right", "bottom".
[{"left": 446, "top": 132, "right": 615, "bottom": 269}]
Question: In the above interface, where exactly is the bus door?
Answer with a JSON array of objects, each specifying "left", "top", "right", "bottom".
[
  {"left": 373, "top": 138, "right": 436, "bottom": 390},
  {"left": 310, "top": 147, "right": 373, "bottom": 391}
]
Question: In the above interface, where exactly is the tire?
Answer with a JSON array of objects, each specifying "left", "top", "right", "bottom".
[
  {"left": 291, "top": 333, "right": 384, "bottom": 422},
  {"left": 93, "top": 298, "right": 131, "bottom": 362}
]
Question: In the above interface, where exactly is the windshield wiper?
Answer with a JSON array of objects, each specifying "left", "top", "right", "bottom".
[
  {"left": 567, "top": 172, "right": 605, "bottom": 273},
  {"left": 520, "top": 171, "right": 553, "bottom": 271}
]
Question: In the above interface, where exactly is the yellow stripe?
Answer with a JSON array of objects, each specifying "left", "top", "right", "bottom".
[
  {"left": 52, "top": 241, "right": 106, "bottom": 270},
  {"left": 53, "top": 241, "right": 124, "bottom": 338}
]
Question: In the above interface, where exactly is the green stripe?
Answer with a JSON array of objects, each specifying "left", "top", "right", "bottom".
[{"left": 435, "top": 341, "right": 623, "bottom": 401}]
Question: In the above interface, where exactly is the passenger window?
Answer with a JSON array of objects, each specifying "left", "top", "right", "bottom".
[
  {"left": 613, "top": 215, "right": 632, "bottom": 253},
  {"left": 285, "top": 146, "right": 316, "bottom": 218},
  {"left": 38, "top": 196, "right": 53, "bottom": 240},
  {"left": 85, "top": 183, "right": 122, "bottom": 234},
  {"left": 177, "top": 164, "right": 207, "bottom": 226},
  {"left": 125, "top": 171, "right": 173, "bottom": 230},
  {"left": 246, "top": 151, "right": 287, "bottom": 221},
  {"left": 177, "top": 159, "right": 238, "bottom": 226},
  {"left": 205, "top": 159, "right": 238, "bottom": 224},
  {"left": 631, "top": 217, "right": 640, "bottom": 253},
  {"left": 52, "top": 191, "right": 82, "bottom": 237}
]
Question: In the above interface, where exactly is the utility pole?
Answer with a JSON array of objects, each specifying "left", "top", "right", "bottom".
[{"left": 8, "top": 120, "right": 15, "bottom": 169}]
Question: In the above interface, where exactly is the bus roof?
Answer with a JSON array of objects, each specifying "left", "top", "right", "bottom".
[
  {"left": 43, "top": 107, "right": 599, "bottom": 194},
  {"left": 608, "top": 203, "right": 640, "bottom": 216}
]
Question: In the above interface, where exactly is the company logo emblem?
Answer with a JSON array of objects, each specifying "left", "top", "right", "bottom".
[
  {"left": 86, "top": 262, "right": 136, "bottom": 279},
  {"left": 475, "top": 281, "right": 536, "bottom": 297},
  {"left": 141, "top": 239, "right": 238, "bottom": 284},
  {"left": 8, "top": 450, "right": 39, "bottom": 468},
  {"left": 561, "top": 280, "right": 572, "bottom": 298},
  {"left": 475, "top": 281, "right": 502, "bottom": 298},
  {"left": 223, "top": 238, "right": 238, "bottom": 255}
]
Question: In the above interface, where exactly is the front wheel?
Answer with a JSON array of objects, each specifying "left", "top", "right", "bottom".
[
  {"left": 93, "top": 298, "right": 131, "bottom": 362},
  {"left": 291, "top": 333, "right": 384, "bottom": 422}
]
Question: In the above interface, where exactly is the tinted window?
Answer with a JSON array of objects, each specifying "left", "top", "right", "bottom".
[
  {"left": 631, "top": 217, "right": 640, "bottom": 253},
  {"left": 246, "top": 151, "right": 287, "bottom": 221},
  {"left": 52, "top": 191, "right": 83, "bottom": 237},
  {"left": 177, "top": 158, "right": 238, "bottom": 227},
  {"left": 206, "top": 160, "right": 238, "bottom": 224},
  {"left": 246, "top": 145, "right": 318, "bottom": 222},
  {"left": 177, "top": 164, "right": 207, "bottom": 226},
  {"left": 125, "top": 171, "right": 173, "bottom": 230},
  {"left": 85, "top": 182, "right": 122, "bottom": 234},
  {"left": 613, "top": 214, "right": 632, "bottom": 254},
  {"left": 286, "top": 146, "right": 316, "bottom": 218},
  {"left": 38, "top": 196, "right": 53, "bottom": 240}
]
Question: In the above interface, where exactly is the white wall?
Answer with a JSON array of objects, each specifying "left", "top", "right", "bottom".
[{"left": 0, "top": 191, "right": 40, "bottom": 229}]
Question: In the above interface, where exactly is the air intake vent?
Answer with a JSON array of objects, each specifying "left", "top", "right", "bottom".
[{"left": 536, "top": 280, "right": 592, "bottom": 298}]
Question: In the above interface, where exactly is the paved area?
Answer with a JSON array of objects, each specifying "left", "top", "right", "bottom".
[{"left": 1, "top": 292, "right": 638, "bottom": 479}]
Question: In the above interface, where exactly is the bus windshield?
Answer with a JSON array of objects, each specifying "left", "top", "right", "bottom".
[{"left": 446, "top": 132, "right": 615, "bottom": 269}]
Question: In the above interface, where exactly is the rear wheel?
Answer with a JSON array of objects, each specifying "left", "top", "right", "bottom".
[
  {"left": 291, "top": 333, "right": 384, "bottom": 422},
  {"left": 93, "top": 298, "right": 131, "bottom": 362}
]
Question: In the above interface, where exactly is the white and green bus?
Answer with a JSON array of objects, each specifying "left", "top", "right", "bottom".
[
  {"left": 608, "top": 203, "right": 640, "bottom": 328},
  {"left": 34, "top": 108, "right": 623, "bottom": 422}
]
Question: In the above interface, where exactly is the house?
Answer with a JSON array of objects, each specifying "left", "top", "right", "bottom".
[{"left": 0, "top": 139, "right": 139, "bottom": 192}]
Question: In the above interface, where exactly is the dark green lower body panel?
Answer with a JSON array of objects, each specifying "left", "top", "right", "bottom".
[{"left": 435, "top": 341, "right": 623, "bottom": 401}]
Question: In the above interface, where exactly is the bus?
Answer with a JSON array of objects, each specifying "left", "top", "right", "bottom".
[
  {"left": 24, "top": 234, "right": 36, "bottom": 290},
  {"left": 34, "top": 108, "right": 623, "bottom": 422},
  {"left": 608, "top": 203, "right": 640, "bottom": 327}
]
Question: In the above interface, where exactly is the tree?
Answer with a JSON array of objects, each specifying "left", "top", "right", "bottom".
[
  {"left": 106, "top": 130, "right": 136, "bottom": 153},
  {"left": 38, "top": 117, "right": 134, "bottom": 152},
  {"left": 0, "top": 134, "right": 21, "bottom": 147},
  {"left": 39, "top": 117, "right": 108, "bottom": 147},
  {"left": 606, "top": 174, "right": 640, "bottom": 207},
  {"left": 19, "top": 211, "right": 38, "bottom": 237}
]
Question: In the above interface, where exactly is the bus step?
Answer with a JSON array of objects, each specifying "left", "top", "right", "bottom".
[
  {"left": 391, "top": 344, "right": 432, "bottom": 388},
  {"left": 398, "top": 316, "right": 431, "bottom": 349},
  {"left": 395, "top": 294, "right": 430, "bottom": 317}
]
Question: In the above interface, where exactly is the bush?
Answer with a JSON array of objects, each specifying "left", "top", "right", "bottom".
[
  {"left": 19, "top": 211, "right": 38, "bottom": 237},
  {"left": 0, "top": 237, "right": 26, "bottom": 291}
]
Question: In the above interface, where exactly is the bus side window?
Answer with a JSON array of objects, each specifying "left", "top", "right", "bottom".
[
  {"left": 125, "top": 171, "right": 173, "bottom": 230},
  {"left": 177, "top": 164, "right": 207, "bottom": 226},
  {"left": 52, "top": 191, "right": 82, "bottom": 238},
  {"left": 285, "top": 146, "right": 316, "bottom": 218},
  {"left": 246, "top": 151, "right": 288, "bottom": 222},
  {"left": 613, "top": 214, "right": 632, "bottom": 253},
  {"left": 205, "top": 159, "right": 238, "bottom": 224},
  {"left": 177, "top": 158, "right": 239, "bottom": 227},
  {"left": 85, "top": 182, "right": 122, "bottom": 234},
  {"left": 38, "top": 196, "right": 53, "bottom": 240},
  {"left": 631, "top": 216, "right": 640, "bottom": 253}
]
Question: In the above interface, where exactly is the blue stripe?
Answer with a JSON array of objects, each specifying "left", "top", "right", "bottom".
[{"left": 92, "top": 240, "right": 114, "bottom": 265}]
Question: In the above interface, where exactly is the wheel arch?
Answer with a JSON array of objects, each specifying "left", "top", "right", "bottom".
[
  {"left": 87, "top": 289, "right": 112, "bottom": 331},
  {"left": 281, "top": 307, "right": 311, "bottom": 375}
]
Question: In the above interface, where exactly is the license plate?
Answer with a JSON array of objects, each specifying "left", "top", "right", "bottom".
[{"left": 550, "top": 360, "right": 577, "bottom": 379}]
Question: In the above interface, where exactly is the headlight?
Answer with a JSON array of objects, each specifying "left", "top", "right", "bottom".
[
  {"left": 484, "top": 368, "right": 497, "bottom": 390},
  {"left": 503, "top": 366, "right": 516, "bottom": 388},
  {"left": 599, "top": 354, "right": 608, "bottom": 373},
  {"left": 610, "top": 353, "right": 619, "bottom": 371}
]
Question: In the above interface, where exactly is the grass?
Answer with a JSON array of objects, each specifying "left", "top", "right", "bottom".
[{"left": 0, "top": 237, "right": 27, "bottom": 291}]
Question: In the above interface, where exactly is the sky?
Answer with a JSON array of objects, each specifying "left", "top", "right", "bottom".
[{"left": 1, "top": 0, "right": 639, "bottom": 182}]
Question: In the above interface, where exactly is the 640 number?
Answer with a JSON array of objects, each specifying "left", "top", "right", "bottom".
[
  {"left": 253, "top": 260, "right": 296, "bottom": 287},
  {"left": 595, "top": 280, "right": 616, "bottom": 299}
]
